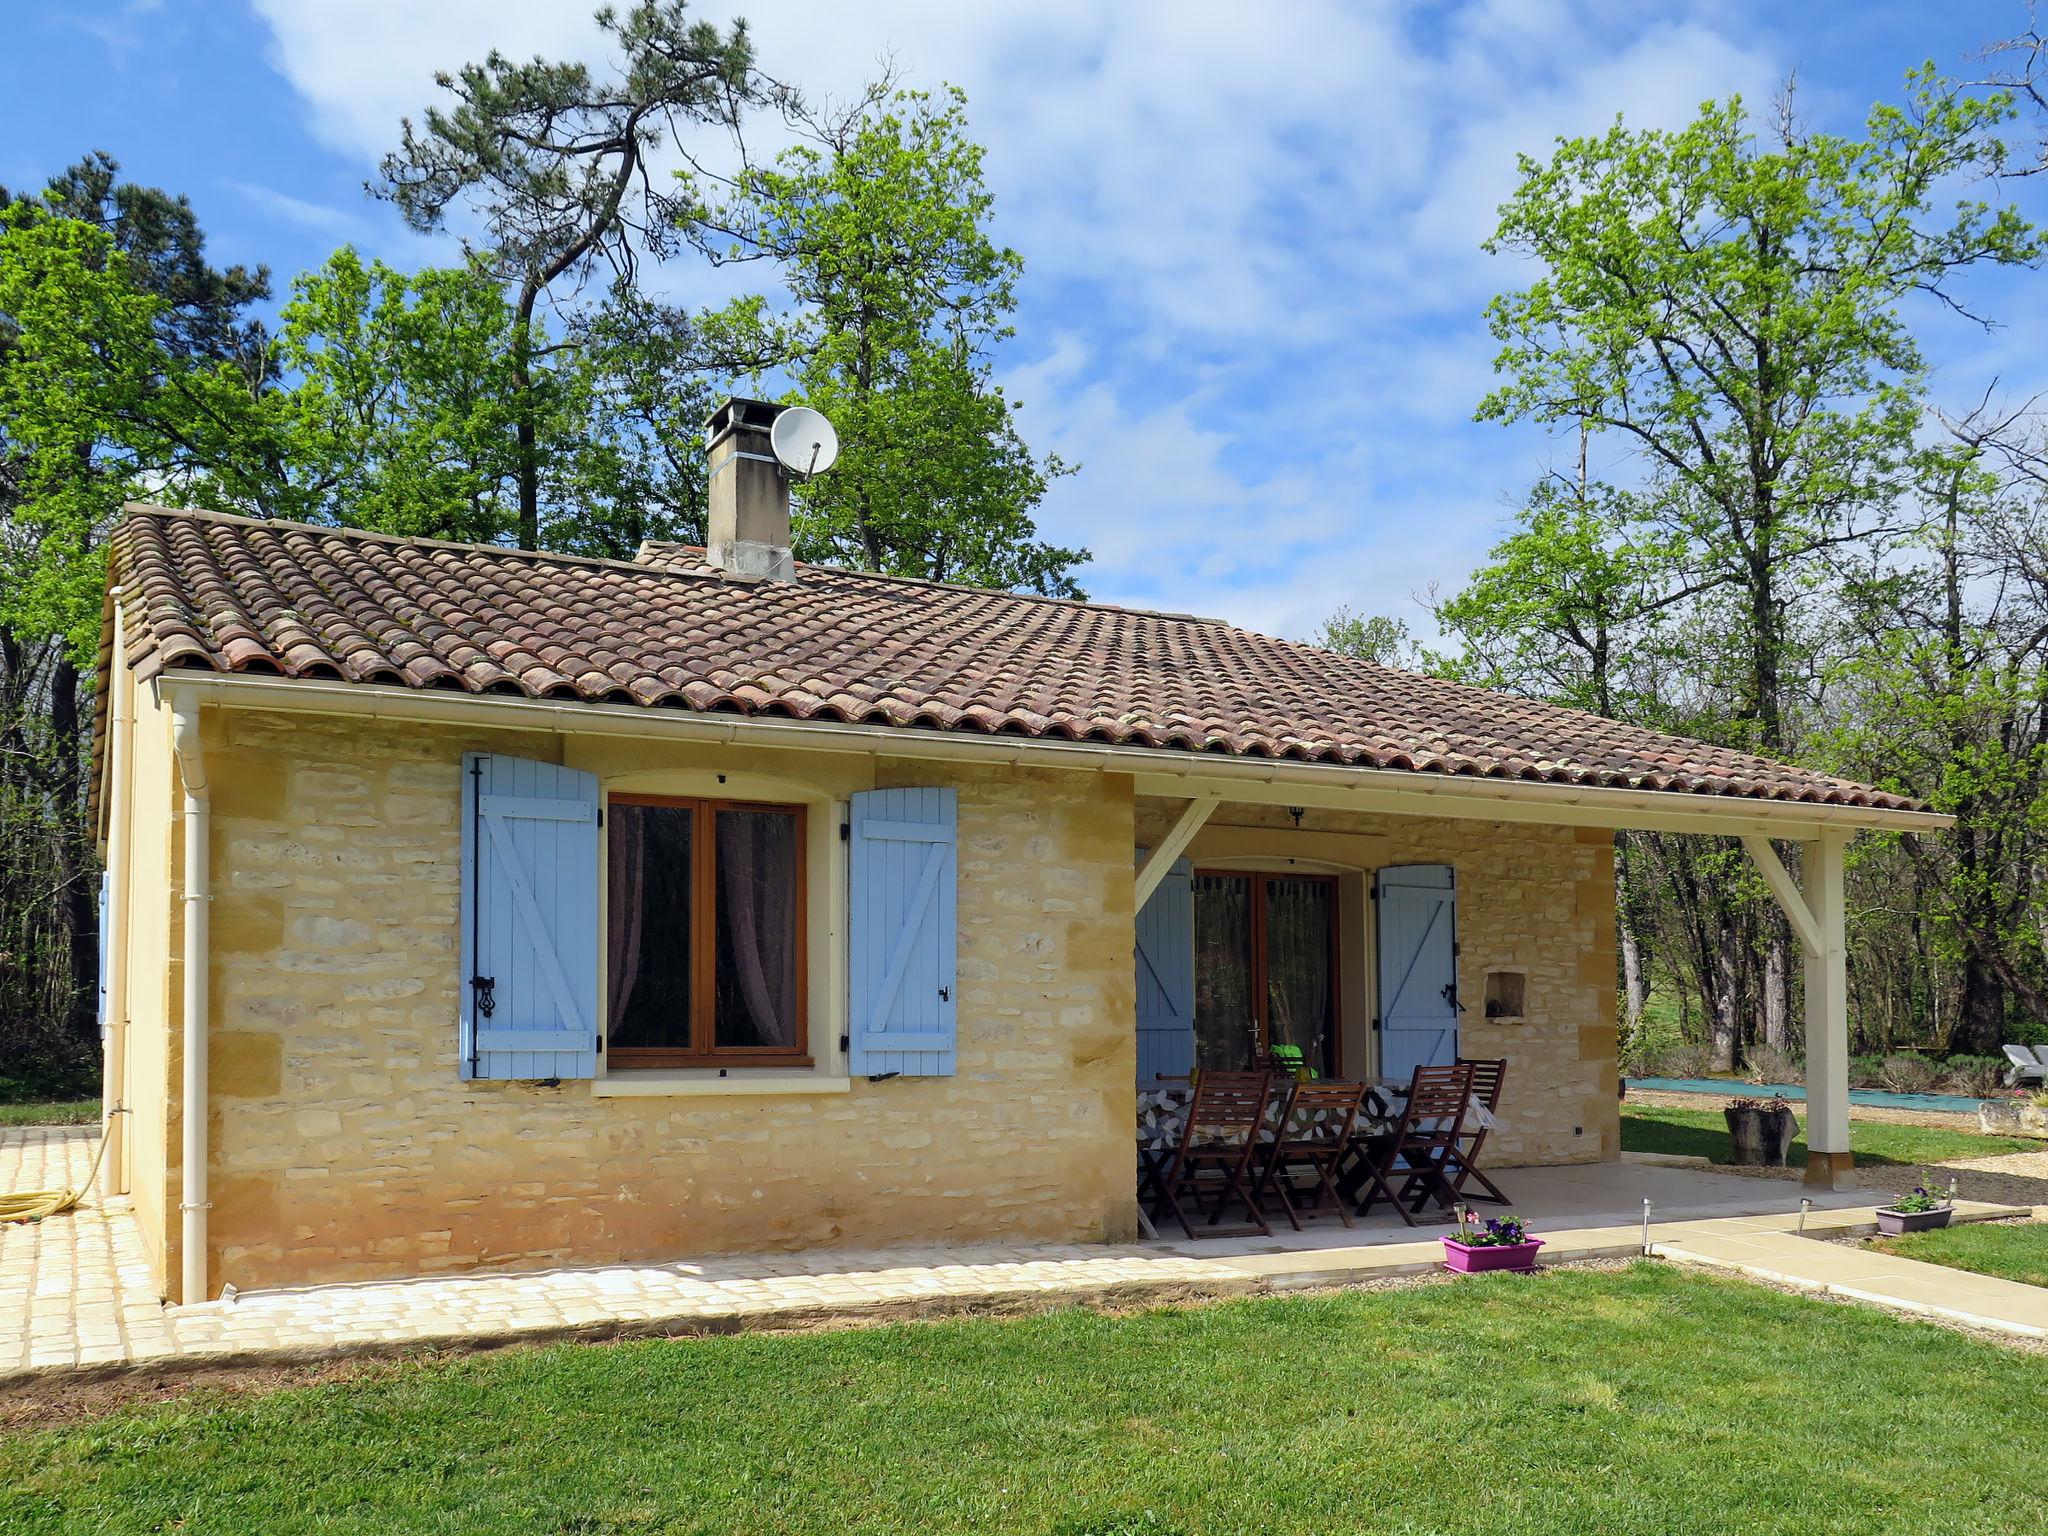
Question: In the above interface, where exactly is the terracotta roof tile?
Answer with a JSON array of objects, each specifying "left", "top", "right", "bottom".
[{"left": 98, "top": 506, "right": 1921, "bottom": 812}]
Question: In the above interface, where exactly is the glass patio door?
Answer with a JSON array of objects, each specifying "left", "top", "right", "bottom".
[{"left": 1191, "top": 872, "right": 1338, "bottom": 1075}]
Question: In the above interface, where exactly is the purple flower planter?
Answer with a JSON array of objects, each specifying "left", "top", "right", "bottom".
[
  {"left": 1874, "top": 1206, "right": 1953, "bottom": 1236},
  {"left": 1442, "top": 1237, "right": 1544, "bottom": 1274}
]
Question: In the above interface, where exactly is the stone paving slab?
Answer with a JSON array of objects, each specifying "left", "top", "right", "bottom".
[
  {"left": 1655, "top": 1220, "right": 2048, "bottom": 1340},
  {"left": 6, "top": 1125, "right": 2041, "bottom": 1388}
]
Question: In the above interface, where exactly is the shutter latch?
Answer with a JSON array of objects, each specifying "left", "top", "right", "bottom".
[
  {"left": 471, "top": 975, "right": 497, "bottom": 1018},
  {"left": 938, "top": 986, "right": 950, "bottom": 1002}
]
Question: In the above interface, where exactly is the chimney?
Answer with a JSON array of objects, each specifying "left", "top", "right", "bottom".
[{"left": 705, "top": 397, "right": 795, "bottom": 581}]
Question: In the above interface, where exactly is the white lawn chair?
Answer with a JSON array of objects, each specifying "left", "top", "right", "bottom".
[{"left": 2002, "top": 1044, "right": 2047, "bottom": 1086}]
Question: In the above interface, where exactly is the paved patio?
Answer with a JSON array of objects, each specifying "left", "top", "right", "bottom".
[{"left": 2, "top": 1125, "right": 2037, "bottom": 1385}]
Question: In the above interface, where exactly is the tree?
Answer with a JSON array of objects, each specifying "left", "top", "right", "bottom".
[
  {"left": 1477, "top": 71, "right": 2041, "bottom": 1064},
  {"left": 375, "top": 0, "right": 755, "bottom": 549},
  {"left": 688, "top": 86, "right": 1086, "bottom": 594},
  {"left": 3, "top": 150, "right": 271, "bottom": 381},
  {"left": 1480, "top": 73, "right": 2037, "bottom": 759},
  {"left": 1823, "top": 407, "right": 2048, "bottom": 1053},
  {"left": 1310, "top": 608, "right": 1419, "bottom": 669},
  {"left": 273, "top": 248, "right": 527, "bottom": 542}
]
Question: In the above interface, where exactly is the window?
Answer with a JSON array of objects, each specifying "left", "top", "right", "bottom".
[
  {"left": 1192, "top": 871, "right": 1338, "bottom": 1075},
  {"left": 605, "top": 796, "right": 807, "bottom": 1065}
]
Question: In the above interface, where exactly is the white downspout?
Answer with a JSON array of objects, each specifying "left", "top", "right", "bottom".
[
  {"left": 170, "top": 691, "right": 210, "bottom": 1303},
  {"left": 101, "top": 594, "right": 135, "bottom": 1195}
]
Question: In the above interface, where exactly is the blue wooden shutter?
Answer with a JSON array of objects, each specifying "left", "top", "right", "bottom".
[
  {"left": 1375, "top": 864, "right": 1459, "bottom": 1082},
  {"left": 460, "top": 752, "right": 600, "bottom": 1080},
  {"left": 848, "top": 787, "right": 957, "bottom": 1077},
  {"left": 96, "top": 870, "right": 111, "bottom": 1035},
  {"left": 1134, "top": 856, "right": 1195, "bottom": 1084}
]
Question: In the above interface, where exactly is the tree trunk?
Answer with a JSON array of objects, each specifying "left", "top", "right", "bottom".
[
  {"left": 1710, "top": 925, "right": 1743, "bottom": 1071},
  {"left": 1617, "top": 859, "right": 1647, "bottom": 1035},
  {"left": 1954, "top": 952, "right": 2006, "bottom": 1057},
  {"left": 513, "top": 296, "right": 540, "bottom": 550},
  {"left": 1762, "top": 925, "right": 1791, "bottom": 1053}
]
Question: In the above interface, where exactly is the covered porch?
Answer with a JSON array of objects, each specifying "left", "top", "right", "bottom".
[{"left": 1125, "top": 759, "right": 1943, "bottom": 1213}]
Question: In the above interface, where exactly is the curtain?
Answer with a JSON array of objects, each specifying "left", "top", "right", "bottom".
[
  {"left": 1266, "top": 877, "right": 1333, "bottom": 1072},
  {"left": 716, "top": 810, "right": 799, "bottom": 1048},
  {"left": 1193, "top": 874, "right": 1257, "bottom": 1071},
  {"left": 606, "top": 805, "right": 647, "bottom": 1034}
]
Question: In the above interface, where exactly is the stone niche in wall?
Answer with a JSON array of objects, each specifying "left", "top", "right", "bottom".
[{"left": 1483, "top": 969, "right": 1527, "bottom": 1021}]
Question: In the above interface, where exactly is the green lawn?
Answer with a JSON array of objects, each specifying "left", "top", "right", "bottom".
[
  {"left": 1872, "top": 1220, "right": 2048, "bottom": 1289},
  {"left": 4, "top": 1265, "right": 2046, "bottom": 1535},
  {"left": 1620, "top": 1103, "right": 2035, "bottom": 1167},
  {"left": 0, "top": 1099, "right": 97, "bottom": 1128}
]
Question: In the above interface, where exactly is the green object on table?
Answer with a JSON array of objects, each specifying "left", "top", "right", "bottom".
[{"left": 1268, "top": 1044, "right": 1312, "bottom": 1080}]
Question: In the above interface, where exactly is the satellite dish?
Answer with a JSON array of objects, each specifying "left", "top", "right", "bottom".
[{"left": 770, "top": 406, "right": 839, "bottom": 479}]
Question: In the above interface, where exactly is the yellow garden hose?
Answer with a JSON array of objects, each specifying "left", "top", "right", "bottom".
[{"left": 1, "top": 1113, "right": 117, "bottom": 1223}]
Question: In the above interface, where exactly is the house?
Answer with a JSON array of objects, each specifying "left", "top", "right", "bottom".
[{"left": 90, "top": 398, "right": 1942, "bottom": 1305}]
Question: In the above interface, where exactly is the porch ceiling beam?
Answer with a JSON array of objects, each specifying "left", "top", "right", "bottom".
[
  {"left": 1134, "top": 794, "right": 1218, "bottom": 909},
  {"left": 1128, "top": 771, "right": 1880, "bottom": 841},
  {"left": 1739, "top": 835, "right": 1824, "bottom": 952}
]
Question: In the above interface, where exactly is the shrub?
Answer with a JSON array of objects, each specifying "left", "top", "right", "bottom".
[
  {"left": 1941, "top": 1055, "right": 2007, "bottom": 1096},
  {"left": 1847, "top": 1054, "right": 1889, "bottom": 1089},
  {"left": 1876, "top": 1054, "right": 1944, "bottom": 1095},
  {"left": 1645, "top": 1042, "right": 1719, "bottom": 1079},
  {"left": 1740, "top": 1045, "right": 1804, "bottom": 1086}
]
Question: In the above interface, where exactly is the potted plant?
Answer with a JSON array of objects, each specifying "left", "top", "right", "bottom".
[
  {"left": 1875, "top": 1179, "right": 1956, "bottom": 1236},
  {"left": 1723, "top": 1095, "right": 1798, "bottom": 1165},
  {"left": 1442, "top": 1211, "right": 1543, "bottom": 1274}
]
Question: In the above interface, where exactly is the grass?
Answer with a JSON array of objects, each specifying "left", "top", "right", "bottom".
[
  {"left": 0, "top": 1099, "right": 97, "bottom": 1128},
  {"left": 1620, "top": 1103, "right": 2035, "bottom": 1167},
  {"left": 1872, "top": 1220, "right": 2048, "bottom": 1289},
  {"left": 2, "top": 1265, "right": 2046, "bottom": 1535}
]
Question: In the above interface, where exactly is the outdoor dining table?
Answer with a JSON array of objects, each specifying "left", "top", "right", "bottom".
[
  {"left": 1135, "top": 1076, "right": 1508, "bottom": 1236},
  {"left": 1135, "top": 1077, "right": 1504, "bottom": 1153}
]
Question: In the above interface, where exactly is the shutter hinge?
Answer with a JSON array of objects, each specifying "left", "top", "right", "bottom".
[
  {"left": 596, "top": 1033, "right": 603, "bottom": 1052},
  {"left": 839, "top": 821, "right": 851, "bottom": 841},
  {"left": 839, "top": 1033, "right": 850, "bottom": 1053},
  {"left": 597, "top": 806, "right": 604, "bottom": 827}
]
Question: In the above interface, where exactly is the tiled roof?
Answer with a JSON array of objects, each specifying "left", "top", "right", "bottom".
[{"left": 101, "top": 505, "right": 1920, "bottom": 812}]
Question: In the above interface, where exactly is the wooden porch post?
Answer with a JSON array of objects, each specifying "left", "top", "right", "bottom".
[
  {"left": 1742, "top": 830, "right": 1855, "bottom": 1189},
  {"left": 1801, "top": 829, "right": 1854, "bottom": 1190}
]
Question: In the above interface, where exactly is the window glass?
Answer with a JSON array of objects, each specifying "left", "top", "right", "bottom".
[
  {"left": 605, "top": 802, "right": 693, "bottom": 1050},
  {"left": 714, "top": 808, "right": 801, "bottom": 1049},
  {"left": 1193, "top": 874, "right": 1257, "bottom": 1071},
  {"left": 1265, "top": 876, "right": 1333, "bottom": 1074}
]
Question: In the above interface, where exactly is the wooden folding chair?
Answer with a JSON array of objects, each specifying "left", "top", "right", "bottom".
[
  {"left": 1148, "top": 1071, "right": 1274, "bottom": 1239},
  {"left": 1253, "top": 1079, "right": 1368, "bottom": 1230},
  {"left": 1448, "top": 1057, "right": 1511, "bottom": 1205},
  {"left": 1343, "top": 1062, "right": 1474, "bottom": 1226}
]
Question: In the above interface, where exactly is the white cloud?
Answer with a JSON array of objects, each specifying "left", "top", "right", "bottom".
[
  {"left": 251, "top": 1, "right": 1829, "bottom": 638},
  {"left": 222, "top": 179, "right": 360, "bottom": 236}
]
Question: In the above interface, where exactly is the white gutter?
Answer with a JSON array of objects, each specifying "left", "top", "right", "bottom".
[
  {"left": 169, "top": 690, "right": 210, "bottom": 1305},
  {"left": 161, "top": 670, "right": 1952, "bottom": 838},
  {"left": 101, "top": 594, "right": 134, "bottom": 1196}
]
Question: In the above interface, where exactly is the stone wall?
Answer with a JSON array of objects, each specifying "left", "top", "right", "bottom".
[
  {"left": 1134, "top": 800, "right": 1619, "bottom": 1167},
  {"left": 180, "top": 708, "right": 1137, "bottom": 1298}
]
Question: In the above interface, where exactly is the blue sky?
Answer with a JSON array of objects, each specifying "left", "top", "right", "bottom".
[{"left": 7, "top": 1, "right": 2046, "bottom": 638}]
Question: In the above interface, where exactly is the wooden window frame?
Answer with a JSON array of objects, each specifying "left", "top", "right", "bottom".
[
  {"left": 607, "top": 794, "right": 811, "bottom": 1068},
  {"left": 1193, "top": 868, "right": 1343, "bottom": 1076}
]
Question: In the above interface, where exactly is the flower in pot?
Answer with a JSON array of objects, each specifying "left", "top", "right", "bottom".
[
  {"left": 1875, "top": 1177, "right": 1957, "bottom": 1236},
  {"left": 1723, "top": 1095, "right": 1799, "bottom": 1165},
  {"left": 1441, "top": 1210, "right": 1543, "bottom": 1274}
]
